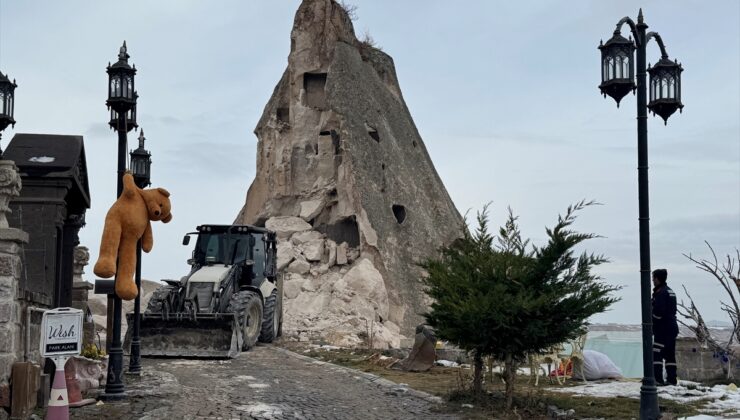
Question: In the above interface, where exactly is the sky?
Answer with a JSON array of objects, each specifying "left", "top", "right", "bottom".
[{"left": 0, "top": 0, "right": 737, "bottom": 326}]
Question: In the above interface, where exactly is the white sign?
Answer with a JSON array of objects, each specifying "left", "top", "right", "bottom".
[{"left": 40, "top": 308, "right": 83, "bottom": 357}]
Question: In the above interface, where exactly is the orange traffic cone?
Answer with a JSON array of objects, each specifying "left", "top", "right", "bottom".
[{"left": 46, "top": 358, "right": 69, "bottom": 420}]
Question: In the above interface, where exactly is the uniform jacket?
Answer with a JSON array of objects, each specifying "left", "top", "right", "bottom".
[{"left": 652, "top": 285, "right": 679, "bottom": 338}]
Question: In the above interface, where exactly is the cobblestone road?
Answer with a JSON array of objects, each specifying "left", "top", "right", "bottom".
[{"left": 73, "top": 345, "right": 458, "bottom": 419}]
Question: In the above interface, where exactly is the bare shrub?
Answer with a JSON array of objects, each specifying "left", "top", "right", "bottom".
[
  {"left": 679, "top": 242, "right": 740, "bottom": 379},
  {"left": 338, "top": 1, "right": 358, "bottom": 21}
]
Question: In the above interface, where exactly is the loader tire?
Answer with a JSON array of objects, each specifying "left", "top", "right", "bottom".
[
  {"left": 144, "top": 285, "right": 177, "bottom": 314},
  {"left": 259, "top": 290, "right": 280, "bottom": 343},
  {"left": 228, "top": 290, "right": 263, "bottom": 351}
]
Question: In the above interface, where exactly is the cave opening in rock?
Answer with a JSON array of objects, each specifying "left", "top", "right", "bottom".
[
  {"left": 277, "top": 107, "right": 289, "bottom": 124},
  {"left": 315, "top": 216, "right": 360, "bottom": 248},
  {"left": 366, "top": 125, "right": 380, "bottom": 142},
  {"left": 331, "top": 131, "right": 341, "bottom": 155},
  {"left": 392, "top": 204, "right": 406, "bottom": 224},
  {"left": 304, "top": 73, "right": 328, "bottom": 109}
]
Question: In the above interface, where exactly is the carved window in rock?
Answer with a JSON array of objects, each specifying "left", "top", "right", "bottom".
[
  {"left": 276, "top": 107, "right": 289, "bottom": 124},
  {"left": 366, "top": 124, "right": 380, "bottom": 142},
  {"left": 392, "top": 204, "right": 406, "bottom": 224},
  {"left": 304, "top": 73, "right": 328, "bottom": 109}
]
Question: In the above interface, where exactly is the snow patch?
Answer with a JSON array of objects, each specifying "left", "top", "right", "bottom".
[
  {"left": 29, "top": 156, "right": 55, "bottom": 163},
  {"left": 235, "top": 403, "right": 283, "bottom": 416},
  {"left": 551, "top": 380, "right": 740, "bottom": 416}
]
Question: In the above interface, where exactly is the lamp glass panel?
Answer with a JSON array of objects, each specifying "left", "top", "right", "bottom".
[
  {"left": 0, "top": 92, "right": 4, "bottom": 114},
  {"left": 660, "top": 78, "right": 668, "bottom": 99},
  {"left": 126, "top": 77, "right": 133, "bottom": 99},
  {"left": 606, "top": 57, "right": 614, "bottom": 80},
  {"left": 621, "top": 55, "right": 629, "bottom": 79}
]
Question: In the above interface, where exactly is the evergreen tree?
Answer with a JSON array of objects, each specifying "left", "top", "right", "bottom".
[{"left": 421, "top": 201, "right": 620, "bottom": 408}]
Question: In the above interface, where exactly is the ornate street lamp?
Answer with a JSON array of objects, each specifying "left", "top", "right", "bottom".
[
  {"left": 598, "top": 9, "right": 684, "bottom": 420},
  {"left": 0, "top": 71, "right": 17, "bottom": 157},
  {"left": 648, "top": 58, "right": 684, "bottom": 124},
  {"left": 106, "top": 40, "right": 138, "bottom": 196},
  {"left": 101, "top": 40, "right": 139, "bottom": 402},
  {"left": 130, "top": 130, "right": 151, "bottom": 188},
  {"left": 598, "top": 33, "right": 635, "bottom": 106},
  {"left": 127, "top": 129, "right": 151, "bottom": 375},
  {"left": 108, "top": 108, "right": 138, "bottom": 132},
  {"left": 106, "top": 41, "right": 137, "bottom": 113}
]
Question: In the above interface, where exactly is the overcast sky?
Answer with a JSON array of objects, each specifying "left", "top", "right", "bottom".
[{"left": 0, "top": 0, "right": 737, "bottom": 325}]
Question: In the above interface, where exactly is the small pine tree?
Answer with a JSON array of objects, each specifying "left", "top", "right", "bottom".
[{"left": 421, "top": 201, "right": 620, "bottom": 409}]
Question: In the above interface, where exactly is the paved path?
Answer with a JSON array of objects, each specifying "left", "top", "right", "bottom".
[{"left": 73, "top": 345, "right": 458, "bottom": 419}]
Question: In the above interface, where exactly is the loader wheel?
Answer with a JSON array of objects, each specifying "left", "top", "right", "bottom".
[
  {"left": 228, "top": 291, "right": 263, "bottom": 351},
  {"left": 259, "top": 290, "right": 280, "bottom": 343}
]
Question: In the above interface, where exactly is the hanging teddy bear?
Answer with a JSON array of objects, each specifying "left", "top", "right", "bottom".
[{"left": 93, "top": 172, "right": 172, "bottom": 300}]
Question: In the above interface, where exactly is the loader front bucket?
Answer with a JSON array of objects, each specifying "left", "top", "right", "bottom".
[{"left": 126, "top": 313, "right": 241, "bottom": 358}]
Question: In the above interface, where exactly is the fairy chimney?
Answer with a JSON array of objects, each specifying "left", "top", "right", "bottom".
[{"left": 237, "top": 0, "right": 463, "bottom": 347}]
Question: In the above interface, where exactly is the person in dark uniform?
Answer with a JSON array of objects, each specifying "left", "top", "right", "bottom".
[{"left": 652, "top": 268, "right": 679, "bottom": 385}]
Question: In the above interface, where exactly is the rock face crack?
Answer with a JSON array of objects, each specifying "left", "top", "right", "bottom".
[{"left": 237, "top": 0, "right": 463, "bottom": 347}]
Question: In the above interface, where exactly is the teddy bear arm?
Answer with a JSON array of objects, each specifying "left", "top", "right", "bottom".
[{"left": 121, "top": 173, "right": 139, "bottom": 199}]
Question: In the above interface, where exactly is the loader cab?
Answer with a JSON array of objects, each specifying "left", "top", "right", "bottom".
[{"left": 186, "top": 225, "right": 273, "bottom": 289}]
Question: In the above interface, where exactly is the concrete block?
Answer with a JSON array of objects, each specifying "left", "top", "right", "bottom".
[
  {"left": 0, "top": 241, "right": 20, "bottom": 255},
  {"left": 0, "top": 354, "right": 16, "bottom": 385},
  {"left": 0, "top": 329, "right": 16, "bottom": 353},
  {"left": 0, "top": 255, "right": 17, "bottom": 277},
  {"left": 0, "top": 228, "right": 28, "bottom": 244},
  {"left": 0, "top": 302, "right": 15, "bottom": 323}
]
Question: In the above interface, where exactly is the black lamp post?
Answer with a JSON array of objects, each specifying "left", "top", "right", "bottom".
[
  {"left": 598, "top": 9, "right": 683, "bottom": 420},
  {"left": 101, "top": 40, "right": 138, "bottom": 401},
  {"left": 0, "top": 71, "right": 17, "bottom": 157},
  {"left": 127, "top": 129, "right": 151, "bottom": 374}
]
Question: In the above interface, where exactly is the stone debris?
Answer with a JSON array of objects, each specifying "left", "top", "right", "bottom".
[
  {"left": 393, "top": 325, "right": 437, "bottom": 372},
  {"left": 265, "top": 216, "right": 312, "bottom": 240},
  {"left": 277, "top": 225, "right": 400, "bottom": 348}
]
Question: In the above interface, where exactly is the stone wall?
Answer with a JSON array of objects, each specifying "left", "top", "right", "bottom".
[
  {"left": 0, "top": 228, "right": 29, "bottom": 388},
  {"left": 676, "top": 337, "right": 740, "bottom": 382}
]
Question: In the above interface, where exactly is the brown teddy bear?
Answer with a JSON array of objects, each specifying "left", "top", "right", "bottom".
[{"left": 93, "top": 172, "right": 172, "bottom": 300}]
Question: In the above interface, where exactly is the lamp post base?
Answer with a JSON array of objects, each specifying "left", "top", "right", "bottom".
[
  {"left": 99, "top": 391, "right": 127, "bottom": 402},
  {"left": 103, "top": 295, "right": 126, "bottom": 400},
  {"left": 639, "top": 379, "right": 660, "bottom": 420}
]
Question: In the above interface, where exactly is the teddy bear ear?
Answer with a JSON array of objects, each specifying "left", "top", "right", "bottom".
[{"left": 156, "top": 188, "right": 170, "bottom": 197}]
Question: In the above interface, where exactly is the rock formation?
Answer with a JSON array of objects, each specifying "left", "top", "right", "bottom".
[{"left": 236, "top": 0, "right": 463, "bottom": 348}]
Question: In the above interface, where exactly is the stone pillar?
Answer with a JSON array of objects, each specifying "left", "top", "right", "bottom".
[
  {"left": 0, "top": 160, "right": 29, "bottom": 391},
  {"left": 59, "top": 214, "right": 85, "bottom": 308},
  {"left": 71, "top": 246, "right": 95, "bottom": 347}
]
